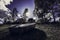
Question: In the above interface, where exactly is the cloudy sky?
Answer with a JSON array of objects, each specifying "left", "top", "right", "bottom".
[
  {"left": 0, "top": 0, "right": 13, "bottom": 11},
  {"left": 0, "top": 0, "right": 35, "bottom": 18},
  {"left": 6, "top": 0, "right": 35, "bottom": 18},
  {"left": 6, "top": 0, "right": 34, "bottom": 13}
]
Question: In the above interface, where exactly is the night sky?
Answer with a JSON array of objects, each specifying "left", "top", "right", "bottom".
[{"left": 6, "top": 0, "right": 34, "bottom": 14}]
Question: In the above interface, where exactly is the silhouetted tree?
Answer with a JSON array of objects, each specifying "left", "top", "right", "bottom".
[
  {"left": 23, "top": 8, "right": 28, "bottom": 21},
  {"left": 28, "top": 18, "right": 35, "bottom": 23},
  {"left": 34, "top": 0, "right": 60, "bottom": 22},
  {"left": 23, "top": 8, "right": 28, "bottom": 14},
  {"left": 12, "top": 8, "right": 18, "bottom": 21}
]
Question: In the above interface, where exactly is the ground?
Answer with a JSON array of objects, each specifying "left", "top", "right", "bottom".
[
  {"left": 0, "top": 24, "right": 60, "bottom": 40},
  {"left": 35, "top": 24, "right": 60, "bottom": 40}
]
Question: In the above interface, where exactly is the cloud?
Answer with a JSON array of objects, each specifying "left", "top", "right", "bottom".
[
  {"left": 3, "top": 0, "right": 13, "bottom": 5},
  {"left": 0, "top": 0, "right": 13, "bottom": 11}
]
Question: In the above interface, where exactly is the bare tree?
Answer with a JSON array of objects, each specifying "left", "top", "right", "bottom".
[{"left": 12, "top": 8, "right": 18, "bottom": 21}]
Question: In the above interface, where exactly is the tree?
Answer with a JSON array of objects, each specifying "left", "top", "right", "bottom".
[
  {"left": 23, "top": 8, "right": 28, "bottom": 21},
  {"left": 12, "top": 8, "right": 18, "bottom": 21},
  {"left": 34, "top": 0, "right": 60, "bottom": 22}
]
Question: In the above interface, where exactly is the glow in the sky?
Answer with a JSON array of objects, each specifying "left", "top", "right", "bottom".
[
  {"left": 7, "top": 0, "right": 34, "bottom": 18},
  {"left": 21, "top": 8, "right": 34, "bottom": 18}
]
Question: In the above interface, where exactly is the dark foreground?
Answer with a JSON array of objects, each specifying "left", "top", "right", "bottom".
[
  {"left": 1, "top": 23, "right": 60, "bottom": 40},
  {"left": 0, "top": 25, "right": 47, "bottom": 40}
]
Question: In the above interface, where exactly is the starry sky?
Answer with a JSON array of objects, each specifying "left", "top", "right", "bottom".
[{"left": 6, "top": 0, "right": 35, "bottom": 14}]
